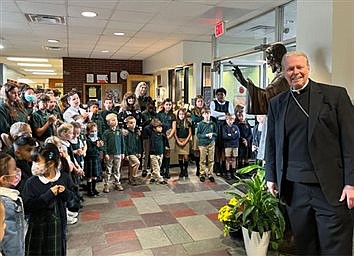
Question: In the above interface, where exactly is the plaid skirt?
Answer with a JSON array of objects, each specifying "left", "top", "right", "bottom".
[
  {"left": 84, "top": 157, "right": 102, "bottom": 177},
  {"left": 25, "top": 203, "right": 65, "bottom": 256}
]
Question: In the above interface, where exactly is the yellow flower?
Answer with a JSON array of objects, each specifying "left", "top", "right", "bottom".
[
  {"left": 228, "top": 197, "right": 237, "bottom": 206},
  {"left": 218, "top": 205, "right": 232, "bottom": 222}
]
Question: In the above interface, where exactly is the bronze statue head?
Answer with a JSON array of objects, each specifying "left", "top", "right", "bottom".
[{"left": 265, "top": 43, "right": 287, "bottom": 73}]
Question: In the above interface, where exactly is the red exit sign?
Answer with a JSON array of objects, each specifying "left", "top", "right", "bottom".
[{"left": 215, "top": 21, "right": 225, "bottom": 38}]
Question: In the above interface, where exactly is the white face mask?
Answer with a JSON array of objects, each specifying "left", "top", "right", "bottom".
[{"left": 31, "top": 161, "right": 47, "bottom": 176}]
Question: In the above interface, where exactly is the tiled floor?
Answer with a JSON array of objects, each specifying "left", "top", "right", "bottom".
[{"left": 67, "top": 165, "right": 249, "bottom": 256}]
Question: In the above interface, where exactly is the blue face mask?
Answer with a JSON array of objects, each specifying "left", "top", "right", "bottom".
[
  {"left": 25, "top": 94, "right": 37, "bottom": 103},
  {"left": 89, "top": 132, "right": 98, "bottom": 141}
]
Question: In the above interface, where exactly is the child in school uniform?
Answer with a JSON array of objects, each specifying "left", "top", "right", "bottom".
[
  {"left": 174, "top": 108, "right": 192, "bottom": 179},
  {"left": 235, "top": 105, "right": 253, "bottom": 168},
  {"left": 149, "top": 119, "right": 168, "bottom": 185},
  {"left": 197, "top": 108, "right": 218, "bottom": 182},
  {"left": 23, "top": 143, "right": 75, "bottom": 255},
  {"left": 156, "top": 98, "right": 176, "bottom": 179},
  {"left": 102, "top": 113, "right": 125, "bottom": 192},
  {"left": 124, "top": 116, "right": 144, "bottom": 186},
  {"left": 0, "top": 153, "right": 25, "bottom": 256},
  {"left": 222, "top": 113, "right": 240, "bottom": 180},
  {"left": 84, "top": 122, "right": 104, "bottom": 197}
]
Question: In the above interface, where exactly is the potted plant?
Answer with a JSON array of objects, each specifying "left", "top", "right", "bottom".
[{"left": 219, "top": 164, "right": 285, "bottom": 255}]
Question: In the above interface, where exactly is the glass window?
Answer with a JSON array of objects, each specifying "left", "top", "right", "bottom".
[{"left": 282, "top": 1, "right": 297, "bottom": 41}]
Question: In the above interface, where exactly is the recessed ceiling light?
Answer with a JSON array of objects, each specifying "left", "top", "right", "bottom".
[
  {"left": 81, "top": 11, "right": 97, "bottom": 17},
  {"left": 18, "top": 63, "right": 52, "bottom": 67},
  {"left": 24, "top": 69, "right": 55, "bottom": 72},
  {"left": 47, "top": 39, "right": 60, "bottom": 43},
  {"left": 8, "top": 57, "right": 48, "bottom": 62},
  {"left": 0, "top": 45, "right": 4, "bottom": 49},
  {"left": 32, "top": 72, "right": 57, "bottom": 75},
  {"left": 100, "top": 50, "right": 109, "bottom": 53},
  {"left": 113, "top": 32, "right": 125, "bottom": 36}
]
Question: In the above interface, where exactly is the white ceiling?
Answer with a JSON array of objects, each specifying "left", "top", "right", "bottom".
[{"left": 0, "top": 0, "right": 290, "bottom": 83}]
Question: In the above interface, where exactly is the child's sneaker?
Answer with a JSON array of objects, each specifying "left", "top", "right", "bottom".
[
  {"left": 142, "top": 170, "right": 148, "bottom": 177},
  {"left": 150, "top": 178, "right": 156, "bottom": 183},
  {"left": 114, "top": 184, "right": 124, "bottom": 191},
  {"left": 158, "top": 180, "right": 167, "bottom": 184},
  {"left": 208, "top": 176, "right": 215, "bottom": 182},
  {"left": 67, "top": 215, "right": 78, "bottom": 225},
  {"left": 67, "top": 209, "right": 79, "bottom": 218},
  {"left": 103, "top": 184, "right": 110, "bottom": 193},
  {"left": 200, "top": 176, "right": 206, "bottom": 182}
]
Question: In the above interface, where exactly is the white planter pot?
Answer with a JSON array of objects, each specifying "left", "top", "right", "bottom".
[{"left": 242, "top": 226, "right": 271, "bottom": 256}]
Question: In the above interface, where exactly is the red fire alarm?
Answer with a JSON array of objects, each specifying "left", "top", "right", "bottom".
[{"left": 215, "top": 21, "right": 224, "bottom": 38}]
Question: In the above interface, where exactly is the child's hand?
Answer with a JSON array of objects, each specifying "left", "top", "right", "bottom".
[
  {"left": 105, "top": 154, "right": 110, "bottom": 160},
  {"left": 122, "top": 129, "right": 128, "bottom": 136},
  {"left": 136, "top": 154, "right": 141, "bottom": 158},
  {"left": 50, "top": 185, "right": 65, "bottom": 196},
  {"left": 96, "top": 140, "right": 104, "bottom": 147}
]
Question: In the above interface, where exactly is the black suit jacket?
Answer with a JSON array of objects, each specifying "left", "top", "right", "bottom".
[{"left": 265, "top": 79, "right": 354, "bottom": 205}]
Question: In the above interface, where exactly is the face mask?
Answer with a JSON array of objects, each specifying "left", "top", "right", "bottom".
[
  {"left": 10, "top": 170, "right": 21, "bottom": 187},
  {"left": 89, "top": 132, "right": 98, "bottom": 141},
  {"left": 31, "top": 161, "right": 47, "bottom": 176},
  {"left": 25, "top": 94, "right": 37, "bottom": 103}
]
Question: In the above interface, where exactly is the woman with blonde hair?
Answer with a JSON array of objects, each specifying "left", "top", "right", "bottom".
[{"left": 135, "top": 82, "right": 154, "bottom": 112}]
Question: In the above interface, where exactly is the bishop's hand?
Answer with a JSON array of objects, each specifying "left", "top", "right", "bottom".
[{"left": 232, "top": 66, "right": 248, "bottom": 88}]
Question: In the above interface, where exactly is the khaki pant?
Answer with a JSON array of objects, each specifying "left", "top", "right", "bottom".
[
  {"left": 198, "top": 141, "right": 215, "bottom": 177},
  {"left": 104, "top": 155, "right": 122, "bottom": 185},
  {"left": 150, "top": 154, "right": 164, "bottom": 182}
]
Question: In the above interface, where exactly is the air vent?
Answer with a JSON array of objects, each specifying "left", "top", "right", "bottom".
[
  {"left": 25, "top": 13, "right": 66, "bottom": 25},
  {"left": 44, "top": 46, "right": 64, "bottom": 51},
  {"left": 246, "top": 25, "right": 274, "bottom": 32}
]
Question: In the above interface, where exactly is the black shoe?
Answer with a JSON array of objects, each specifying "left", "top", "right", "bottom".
[
  {"left": 200, "top": 176, "right": 206, "bottom": 182},
  {"left": 209, "top": 176, "right": 215, "bottom": 182},
  {"left": 158, "top": 180, "right": 167, "bottom": 184},
  {"left": 142, "top": 170, "right": 148, "bottom": 177},
  {"left": 226, "top": 171, "right": 232, "bottom": 180},
  {"left": 196, "top": 169, "right": 200, "bottom": 177},
  {"left": 150, "top": 178, "right": 156, "bottom": 183}
]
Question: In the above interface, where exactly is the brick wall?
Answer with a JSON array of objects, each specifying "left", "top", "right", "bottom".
[{"left": 63, "top": 57, "right": 143, "bottom": 96}]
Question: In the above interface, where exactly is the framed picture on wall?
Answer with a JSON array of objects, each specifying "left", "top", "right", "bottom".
[
  {"left": 110, "top": 71, "right": 118, "bottom": 83},
  {"left": 96, "top": 74, "right": 109, "bottom": 84},
  {"left": 86, "top": 73, "right": 94, "bottom": 83}
]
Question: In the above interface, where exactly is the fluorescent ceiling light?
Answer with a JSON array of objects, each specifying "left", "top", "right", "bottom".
[
  {"left": 81, "top": 11, "right": 97, "bottom": 17},
  {"left": 18, "top": 78, "right": 34, "bottom": 84},
  {"left": 24, "top": 69, "right": 55, "bottom": 72},
  {"left": 113, "top": 32, "right": 125, "bottom": 36},
  {"left": 8, "top": 57, "right": 48, "bottom": 62},
  {"left": 32, "top": 72, "right": 57, "bottom": 75},
  {"left": 18, "top": 63, "right": 52, "bottom": 67},
  {"left": 0, "top": 45, "right": 4, "bottom": 49},
  {"left": 47, "top": 39, "right": 60, "bottom": 43},
  {"left": 100, "top": 50, "right": 109, "bottom": 53}
]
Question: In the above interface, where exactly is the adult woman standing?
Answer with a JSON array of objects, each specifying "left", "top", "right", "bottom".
[
  {"left": 135, "top": 82, "right": 154, "bottom": 112},
  {"left": 0, "top": 83, "right": 28, "bottom": 135}
]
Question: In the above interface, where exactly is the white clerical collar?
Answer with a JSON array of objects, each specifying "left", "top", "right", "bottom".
[{"left": 290, "top": 80, "right": 309, "bottom": 94}]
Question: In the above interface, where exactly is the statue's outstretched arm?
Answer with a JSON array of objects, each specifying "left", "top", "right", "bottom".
[{"left": 232, "top": 66, "right": 248, "bottom": 88}]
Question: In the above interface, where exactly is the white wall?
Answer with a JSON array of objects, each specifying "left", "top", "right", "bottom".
[
  {"left": 332, "top": 1, "right": 354, "bottom": 98},
  {"left": 296, "top": 0, "right": 354, "bottom": 99}
]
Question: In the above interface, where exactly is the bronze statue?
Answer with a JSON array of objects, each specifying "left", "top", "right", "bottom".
[{"left": 233, "top": 43, "right": 289, "bottom": 114}]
